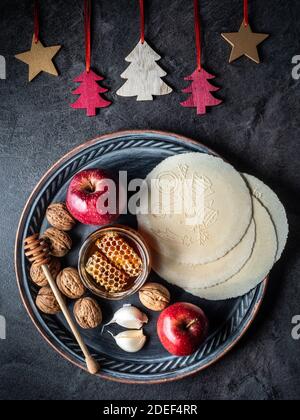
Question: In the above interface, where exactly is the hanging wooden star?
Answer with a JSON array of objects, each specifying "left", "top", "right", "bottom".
[
  {"left": 15, "top": 36, "right": 61, "bottom": 82},
  {"left": 222, "top": 21, "right": 269, "bottom": 64}
]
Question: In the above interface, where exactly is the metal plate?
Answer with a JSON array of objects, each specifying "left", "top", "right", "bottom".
[{"left": 15, "top": 130, "right": 267, "bottom": 384}]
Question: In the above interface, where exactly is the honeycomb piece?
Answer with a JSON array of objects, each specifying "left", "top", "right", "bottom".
[
  {"left": 96, "top": 233, "right": 143, "bottom": 278},
  {"left": 85, "top": 251, "right": 129, "bottom": 293}
]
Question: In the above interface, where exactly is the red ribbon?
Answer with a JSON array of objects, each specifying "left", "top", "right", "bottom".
[
  {"left": 139, "top": 0, "right": 145, "bottom": 44},
  {"left": 194, "top": 0, "right": 202, "bottom": 71},
  {"left": 84, "top": 0, "right": 91, "bottom": 73},
  {"left": 244, "top": 0, "right": 249, "bottom": 26},
  {"left": 34, "top": 0, "right": 39, "bottom": 43}
]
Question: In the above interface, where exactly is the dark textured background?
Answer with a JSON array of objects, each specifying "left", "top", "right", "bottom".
[{"left": 0, "top": 0, "right": 300, "bottom": 400}]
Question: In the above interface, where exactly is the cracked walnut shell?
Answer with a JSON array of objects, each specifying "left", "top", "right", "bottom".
[
  {"left": 74, "top": 297, "right": 102, "bottom": 329},
  {"left": 139, "top": 282, "right": 170, "bottom": 311},
  {"left": 46, "top": 203, "right": 76, "bottom": 231},
  {"left": 42, "top": 227, "right": 72, "bottom": 257},
  {"left": 36, "top": 286, "right": 62, "bottom": 315},
  {"left": 30, "top": 258, "right": 61, "bottom": 287},
  {"left": 57, "top": 267, "right": 85, "bottom": 299}
]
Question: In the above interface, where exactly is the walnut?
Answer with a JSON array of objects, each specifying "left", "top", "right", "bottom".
[
  {"left": 30, "top": 258, "right": 61, "bottom": 287},
  {"left": 46, "top": 203, "right": 76, "bottom": 231},
  {"left": 36, "top": 286, "right": 62, "bottom": 315},
  {"left": 42, "top": 227, "right": 72, "bottom": 257},
  {"left": 139, "top": 282, "right": 170, "bottom": 311},
  {"left": 74, "top": 297, "right": 102, "bottom": 329},
  {"left": 57, "top": 267, "right": 85, "bottom": 299}
]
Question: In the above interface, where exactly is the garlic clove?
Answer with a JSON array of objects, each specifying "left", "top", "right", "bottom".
[
  {"left": 103, "top": 304, "right": 148, "bottom": 330},
  {"left": 108, "top": 329, "right": 147, "bottom": 353}
]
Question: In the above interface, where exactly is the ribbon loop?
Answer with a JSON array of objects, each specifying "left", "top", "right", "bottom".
[
  {"left": 34, "top": 0, "right": 39, "bottom": 43},
  {"left": 244, "top": 0, "right": 249, "bottom": 26},
  {"left": 194, "top": 0, "right": 202, "bottom": 71},
  {"left": 139, "top": 0, "right": 145, "bottom": 44},
  {"left": 85, "top": 0, "right": 91, "bottom": 73}
]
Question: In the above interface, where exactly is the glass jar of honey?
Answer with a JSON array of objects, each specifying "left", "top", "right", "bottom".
[{"left": 78, "top": 225, "right": 151, "bottom": 300}]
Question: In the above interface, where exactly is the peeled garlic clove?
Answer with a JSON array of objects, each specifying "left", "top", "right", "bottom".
[
  {"left": 103, "top": 304, "right": 148, "bottom": 330},
  {"left": 109, "top": 329, "right": 147, "bottom": 353}
]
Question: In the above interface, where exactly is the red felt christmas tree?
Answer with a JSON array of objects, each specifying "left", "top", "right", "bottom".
[
  {"left": 181, "top": 69, "right": 222, "bottom": 115},
  {"left": 71, "top": 70, "right": 111, "bottom": 117},
  {"left": 70, "top": 1, "right": 111, "bottom": 117},
  {"left": 180, "top": 0, "right": 223, "bottom": 115}
]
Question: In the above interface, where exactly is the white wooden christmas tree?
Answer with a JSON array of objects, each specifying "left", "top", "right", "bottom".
[{"left": 117, "top": 41, "right": 172, "bottom": 101}]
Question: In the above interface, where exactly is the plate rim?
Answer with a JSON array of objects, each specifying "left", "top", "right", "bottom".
[{"left": 14, "top": 130, "right": 268, "bottom": 384}]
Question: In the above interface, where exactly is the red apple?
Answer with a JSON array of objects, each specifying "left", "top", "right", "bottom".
[
  {"left": 157, "top": 302, "right": 209, "bottom": 356},
  {"left": 66, "top": 169, "right": 119, "bottom": 225}
]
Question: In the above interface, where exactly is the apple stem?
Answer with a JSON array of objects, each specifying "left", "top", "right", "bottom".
[
  {"left": 186, "top": 318, "right": 198, "bottom": 329},
  {"left": 83, "top": 179, "right": 95, "bottom": 193}
]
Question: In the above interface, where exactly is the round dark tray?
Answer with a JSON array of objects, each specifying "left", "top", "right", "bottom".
[{"left": 15, "top": 130, "right": 267, "bottom": 384}]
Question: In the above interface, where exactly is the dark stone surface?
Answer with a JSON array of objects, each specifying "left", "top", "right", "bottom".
[{"left": 0, "top": 0, "right": 299, "bottom": 400}]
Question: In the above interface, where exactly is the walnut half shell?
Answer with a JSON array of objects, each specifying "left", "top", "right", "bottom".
[
  {"left": 57, "top": 267, "right": 85, "bottom": 299},
  {"left": 42, "top": 228, "right": 72, "bottom": 258},
  {"left": 36, "top": 286, "right": 62, "bottom": 315},
  {"left": 74, "top": 298, "right": 102, "bottom": 329},
  {"left": 30, "top": 258, "right": 61, "bottom": 287},
  {"left": 139, "top": 282, "right": 170, "bottom": 311},
  {"left": 46, "top": 203, "right": 76, "bottom": 231}
]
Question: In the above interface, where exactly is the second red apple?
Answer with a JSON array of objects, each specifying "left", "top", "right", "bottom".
[{"left": 157, "top": 302, "right": 209, "bottom": 356}]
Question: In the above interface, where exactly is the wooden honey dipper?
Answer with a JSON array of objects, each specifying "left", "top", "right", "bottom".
[{"left": 24, "top": 234, "right": 100, "bottom": 375}]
